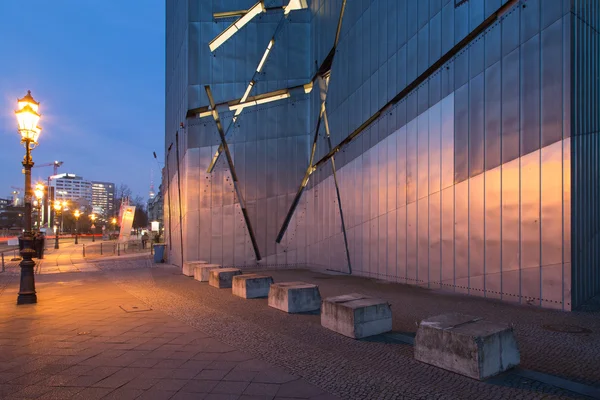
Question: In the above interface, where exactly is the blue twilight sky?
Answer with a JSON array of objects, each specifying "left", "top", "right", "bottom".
[{"left": 0, "top": 1, "right": 165, "bottom": 202}]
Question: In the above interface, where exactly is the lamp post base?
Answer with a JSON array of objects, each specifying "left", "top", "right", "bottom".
[{"left": 17, "top": 236, "right": 37, "bottom": 305}]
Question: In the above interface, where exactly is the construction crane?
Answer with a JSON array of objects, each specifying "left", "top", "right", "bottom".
[{"left": 31, "top": 161, "right": 63, "bottom": 175}]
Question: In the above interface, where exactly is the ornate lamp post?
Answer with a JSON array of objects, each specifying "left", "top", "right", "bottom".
[
  {"left": 90, "top": 213, "right": 96, "bottom": 242},
  {"left": 14, "top": 90, "right": 42, "bottom": 305},
  {"left": 53, "top": 201, "right": 62, "bottom": 249},
  {"left": 34, "top": 182, "right": 44, "bottom": 230},
  {"left": 74, "top": 210, "right": 81, "bottom": 244},
  {"left": 111, "top": 217, "right": 117, "bottom": 235}
]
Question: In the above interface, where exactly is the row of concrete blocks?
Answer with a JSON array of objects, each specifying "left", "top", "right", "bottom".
[{"left": 183, "top": 261, "right": 520, "bottom": 381}]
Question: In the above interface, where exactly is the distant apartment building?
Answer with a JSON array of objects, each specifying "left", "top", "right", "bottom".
[
  {"left": 91, "top": 181, "right": 115, "bottom": 217},
  {"left": 0, "top": 198, "right": 10, "bottom": 211},
  {"left": 50, "top": 174, "right": 92, "bottom": 206}
]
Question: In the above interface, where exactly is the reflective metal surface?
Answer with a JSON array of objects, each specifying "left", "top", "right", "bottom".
[{"left": 166, "top": 0, "right": 589, "bottom": 310}]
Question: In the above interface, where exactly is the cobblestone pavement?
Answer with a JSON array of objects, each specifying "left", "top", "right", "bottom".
[
  {"left": 92, "top": 259, "right": 600, "bottom": 400},
  {"left": 0, "top": 258, "right": 337, "bottom": 399}
]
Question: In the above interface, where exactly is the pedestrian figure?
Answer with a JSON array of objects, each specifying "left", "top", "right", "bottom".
[{"left": 141, "top": 232, "right": 149, "bottom": 249}]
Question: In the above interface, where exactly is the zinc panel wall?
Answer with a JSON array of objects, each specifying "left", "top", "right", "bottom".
[
  {"left": 571, "top": 0, "right": 600, "bottom": 308},
  {"left": 300, "top": 0, "right": 572, "bottom": 309},
  {"left": 176, "top": 1, "right": 312, "bottom": 266}
]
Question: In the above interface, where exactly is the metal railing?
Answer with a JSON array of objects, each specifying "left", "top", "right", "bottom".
[
  {"left": 1, "top": 248, "right": 22, "bottom": 273},
  {"left": 82, "top": 240, "right": 151, "bottom": 259}
]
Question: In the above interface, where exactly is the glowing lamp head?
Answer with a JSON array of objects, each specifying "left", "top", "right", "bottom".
[
  {"left": 34, "top": 183, "right": 44, "bottom": 200},
  {"left": 15, "top": 91, "right": 41, "bottom": 143},
  {"left": 17, "top": 90, "right": 39, "bottom": 113},
  {"left": 90, "top": 214, "right": 96, "bottom": 221},
  {"left": 54, "top": 202, "right": 61, "bottom": 211},
  {"left": 111, "top": 217, "right": 117, "bottom": 224}
]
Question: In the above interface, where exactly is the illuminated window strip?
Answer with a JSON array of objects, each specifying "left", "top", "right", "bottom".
[
  {"left": 284, "top": 0, "right": 308, "bottom": 15},
  {"left": 241, "top": 81, "right": 254, "bottom": 104},
  {"left": 256, "top": 39, "right": 274, "bottom": 73},
  {"left": 209, "top": 0, "right": 305, "bottom": 52},
  {"left": 229, "top": 92, "right": 290, "bottom": 111},
  {"left": 209, "top": 2, "right": 265, "bottom": 52}
]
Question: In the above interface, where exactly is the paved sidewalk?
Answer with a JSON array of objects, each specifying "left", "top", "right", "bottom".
[
  {"left": 2, "top": 246, "right": 599, "bottom": 399},
  {"left": 0, "top": 254, "right": 336, "bottom": 400},
  {"left": 96, "top": 260, "right": 600, "bottom": 400}
]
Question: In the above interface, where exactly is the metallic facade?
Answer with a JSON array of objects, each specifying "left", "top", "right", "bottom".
[{"left": 165, "top": 0, "right": 599, "bottom": 310}]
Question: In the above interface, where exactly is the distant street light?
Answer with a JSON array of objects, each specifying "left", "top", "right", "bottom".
[
  {"left": 14, "top": 90, "right": 42, "bottom": 305},
  {"left": 53, "top": 201, "right": 63, "bottom": 249},
  {"left": 74, "top": 210, "right": 81, "bottom": 244},
  {"left": 90, "top": 213, "right": 96, "bottom": 242},
  {"left": 111, "top": 217, "right": 117, "bottom": 235},
  {"left": 34, "top": 182, "right": 44, "bottom": 230}
]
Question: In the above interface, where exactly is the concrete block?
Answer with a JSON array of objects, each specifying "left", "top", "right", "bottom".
[
  {"left": 183, "top": 260, "right": 208, "bottom": 277},
  {"left": 268, "top": 282, "right": 321, "bottom": 313},
  {"left": 414, "top": 313, "right": 520, "bottom": 380},
  {"left": 209, "top": 268, "right": 242, "bottom": 289},
  {"left": 321, "top": 293, "right": 392, "bottom": 339},
  {"left": 193, "top": 264, "right": 222, "bottom": 282},
  {"left": 232, "top": 274, "right": 274, "bottom": 299}
]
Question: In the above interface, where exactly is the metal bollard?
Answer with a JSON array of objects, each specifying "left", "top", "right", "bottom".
[
  {"left": 118, "top": 243, "right": 120, "bottom": 256},
  {"left": 83, "top": 244, "right": 86, "bottom": 258},
  {"left": 2, "top": 253, "right": 4, "bottom": 272},
  {"left": 100, "top": 243, "right": 103, "bottom": 255}
]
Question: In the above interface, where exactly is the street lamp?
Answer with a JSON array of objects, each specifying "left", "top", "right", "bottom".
[
  {"left": 90, "top": 214, "right": 96, "bottom": 242},
  {"left": 34, "top": 182, "right": 44, "bottom": 230},
  {"left": 74, "top": 210, "right": 81, "bottom": 244},
  {"left": 111, "top": 217, "right": 117, "bottom": 234},
  {"left": 61, "top": 200, "right": 68, "bottom": 233},
  {"left": 14, "top": 90, "right": 42, "bottom": 305},
  {"left": 53, "top": 201, "right": 62, "bottom": 249}
]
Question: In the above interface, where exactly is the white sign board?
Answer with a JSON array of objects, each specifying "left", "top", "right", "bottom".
[{"left": 118, "top": 206, "right": 136, "bottom": 242}]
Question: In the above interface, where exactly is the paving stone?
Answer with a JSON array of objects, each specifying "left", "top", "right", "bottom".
[
  {"left": 171, "top": 392, "right": 207, "bottom": 400},
  {"left": 136, "top": 389, "right": 176, "bottom": 400},
  {"left": 204, "top": 394, "right": 242, "bottom": 400},
  {"left": 197, "top": 369, "right": 230, "bottom": 380},
  {"left": 36, "top": 386, "right": 84, "bottom": 400},
  {"left": 180, "top": 379, "right": 219, "bottom": 393},
  {"left": 222, "top": 369, "right": 257, "bottom": 382},
  {"left": 12, "top": 384, "right": 54, "bottom": 398},
  {"left": 277, "top": 381, "right": 325, "bottom": 398},
  {"left": 252, "top": 369, "right": 298, "bottom": 385},
  {"left": 243, "top": 382, "right": 280, "bottom": 396},
  {"left": 169, "top": 368, "right": 202, "bottom": 380},
  {"left": 69, "top": 387, "right": 113, "bottom": 400},
  {"left": 123, "top": 377, "right": 157, "bottom": 390},
  {"left": 152, "top": 378, "right": 189, "bottom": 391},
  {"left": 212, "top": 380, "right": 250, "bottom": 394}
]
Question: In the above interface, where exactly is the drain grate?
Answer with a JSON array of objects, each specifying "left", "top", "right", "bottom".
[
  {"left": 542, "top": 324, "right": 592, "bottom": 334},
  {"left": 119, "top": 304, "right": 152, "bottom": 313}
]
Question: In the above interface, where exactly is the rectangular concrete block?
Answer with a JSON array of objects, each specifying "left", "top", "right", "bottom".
[
  {"left": 193, "top": 264, "right": 222, "bottom": 282},
  {"left": 232, "top": 274, "right": 274, "bottom": 299},
  {"left": 414, "top": 313, "right": 520, "bottom": 380},
  {"left": 209, "top": 268, "right": 242, "bottom": 289},
  {"left": 183, "top": 260, "right": 208, "bottom": 277},
  {"left": 321, "top": 293, "right": 392, "bottom": 339},
  {"left": 268, "top": 282, "right": 321, "bottom": 313}
]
